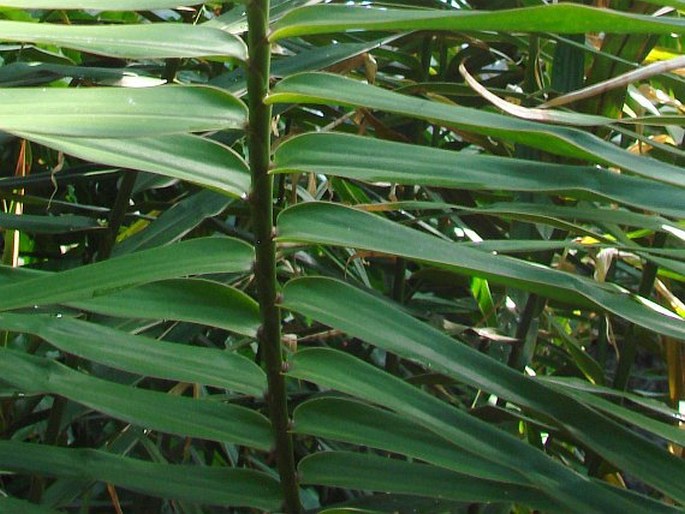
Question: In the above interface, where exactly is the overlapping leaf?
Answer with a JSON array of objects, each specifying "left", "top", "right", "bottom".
[
  {"left": 0, "top": 349, "right": 272, "bottom": 449},
  {"left": 271, "top": 4, "right": 685, "bottom": 40},
  {"left": 0, "top": 312, "right": 265, "bottom": 395},
  {"left": 283, "top": 279, "right": 685, "bottom": 503},
  {"left": 0, "top": 441, "right": 281, "bottom": 511},
  {"left": 268, "top": 73, "right": 685, "bottom": 187},
  {"left": 0, "top": 237, "right": 253, "bottom": 311},
  {"left": 287, "top": 347, "right": 680, "bottom": 513},
  {"left": 0, "top": 86, "right": 246, "bottom": 138},
  {"left": 16, "top": 134, "right": 250, "bottom": 198},
  {"left": 277, "top": 203, "right": 685, "bottom": 339},
  {"left": 273, "top": 133, "right": 685, "bottom": 218},
  {"left": 0, "top": 21, "right": 247, "bottom": 60}
]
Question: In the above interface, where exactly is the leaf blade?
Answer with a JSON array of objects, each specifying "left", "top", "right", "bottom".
[{"left": 0, "top": 441, "right": 281, "bottom": 511}]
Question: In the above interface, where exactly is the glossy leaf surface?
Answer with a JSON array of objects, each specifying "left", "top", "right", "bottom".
[
  {"left": 272, "top": 4, "right": 685, "bottom": 40},
  {"left": 277, "top": 204, "right": 685, "bottom": 339},
  {"left": 0, "top": 86, "right": 246, "bottom": 138},
  {"left": 0, "top": 21, "right": 247, "bottom": 60},
  {"left": 0, "top": 312, "right": 266, "bottom": 395},
  {"left": 0, "top": 441, "right": 281, "bottom": 511},
  {"left": 0, "top": 237, "right": 254, "bottom": 311},
  {"left": 0, "top": 349, "right": 272, "bottom": 449},
  {"left": 268, "top": 73, "right": 685, "bottom": 186}
]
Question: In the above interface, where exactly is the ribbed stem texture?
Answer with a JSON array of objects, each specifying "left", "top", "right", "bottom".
[{"left": 245, "top": 1, "right": 301, "bottom": 512}]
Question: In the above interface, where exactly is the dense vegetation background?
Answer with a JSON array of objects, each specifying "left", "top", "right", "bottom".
[{"left": 0, "top": 0, "right": 684, "bottom": 513}]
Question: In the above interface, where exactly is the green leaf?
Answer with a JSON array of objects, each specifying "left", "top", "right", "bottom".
[
  {"left": 0, "top": 20, "right": 247, "bottom": 60},
  {"left": 113, "top": 190, "right": 233, "bottom": 255},
  {"left": 20, "top": 134, "right": 250, "bottom": 198},
  {"left": 287, "top": 348, "right": 666, "bottom": 514},
  {"left": 0, "top": 348, "right": 272, "bottom": 449},
  {"left": 0, "top": 61, "right": 164, "bottom": 88},
  {"left": 456, "top": 202, "right": 683, "bottom": 233},
  {"left": 0, "top": 312, "right": 265, "bottom": 396},
  {"left": 293, "top": 397, "right": 527, "bottom": 485},
  {"left": 268, "top": 73, "right": 685, "bottom": 187},
  {"left": 277, "top": 203, "right": 685, "bottom": 339},
  {"left": 0, "top": 497, "right": 62, "bottom": 514},
  {"left": 0, "top": 212, "right": 101, "bottom": 234},
  {"left": 0, "top": 237, "right": 254, "bottom": 311},
  {"left": 273, "top": 133, "right": 685, "bottom": 218},
  {"left": 283, "top": 280, "right": 685, "bottom": 504},
  {"left": 71, "top": 278, "right": 260, "bottom": 337},
  {"left": 1, "top": 86, "right": 246, "bottom": 138},
  {"left": 542, "top": 377, "right": 685, "bottom": 446},
  {"left": 271, "top": 4, "right": 685, "bottom": 40},
  {"left": 299, "top": 452, "right": 557, "bottom": 509},
  {"left": 0, "top": 441, "right": 281, "bottom": 511}
]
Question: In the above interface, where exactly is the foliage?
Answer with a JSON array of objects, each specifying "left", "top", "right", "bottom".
[{"left": 0, "top": 1, "right": 684, "bottom": 513}]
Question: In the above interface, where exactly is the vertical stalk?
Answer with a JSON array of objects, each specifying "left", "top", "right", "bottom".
[
  {"left": 245, "top": 3, "right": 301, "bottom": 512},
  {"left": 613, "top": 232, "right": 667, "bottom": 391}
]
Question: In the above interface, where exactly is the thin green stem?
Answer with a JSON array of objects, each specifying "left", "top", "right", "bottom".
[
  {"left": 613, "top": 231, "right": 667, "bottom": 391},
  {"left": 97, "top": 170, "right": 138, "bottom": 261},
  {"left": 245, "top": 1, "right": 300, "bottom": 511}
]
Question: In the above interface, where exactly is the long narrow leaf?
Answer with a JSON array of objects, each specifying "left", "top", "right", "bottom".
[
  {"left": 0, "top": 237, "right": 254, "bottom": 311},
  {"left": 0, "top": 21, "right": 247, "bottom": 60},
  {"left": 0, "top": 212, "right": 102, "bottom": 234},
  {"left": 1, "top": 86, "right": 246, "bottom": 138},
  {"left": 0, "top": 441, "right": 281, "bottom": 511},
  {"left": 113, "top": 190, "right": 233, "bottom": 255},
  {"left": 271, "top": 4, "right": 685, "bottom": 40},
  {"left": 273, "top": 133, "right": 685, "bottom": 218},
  {"left": 287, "top": 348, "right": 668, "bottom": 514},
  {"left": 71, "top": 278, "right": 261, "bottom": 337},
  {"left": 283, "top": 279, "right": 685, "bottom": 503},
  {"left": 299, "top": 452, "right": 558, "bottom": 510},
  {"left": 0, "top": 349, "right": 272, "bottom": 449},
  {"left": 294, "top": 397, "right": 528, "bottom": 485},
  {"left": 268, "top": 73, "right": 685, "bottom": 187},
  {"left": 20, "top": 134, "right": 250, "bottom": 198},
  {"left": 0, "top": 312, "right": 265, "bottom": 396},
  {"left": 277, "top": 203, "right": 685, "bottom": 339}
]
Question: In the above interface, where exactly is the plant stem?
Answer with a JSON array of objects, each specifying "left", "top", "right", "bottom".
[
  {"left": 613, "top": 231, "right": 667, "bottom": 391},
  {"left": 245, "top": 2, "right": 300, "bottom": 512},
  {"left": 97, "top": 170, "right": 137, "bottom": 261}
]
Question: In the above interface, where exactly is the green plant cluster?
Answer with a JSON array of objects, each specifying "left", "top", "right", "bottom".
[{"left": 0, "top": 1, "right": 684, "bottom": 513}]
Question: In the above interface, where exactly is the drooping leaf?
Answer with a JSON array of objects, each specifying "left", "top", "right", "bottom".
[
  {"left": 0, "top": 86, "right": 246, "bottom": 138},
  {"left": 273, "top": 133, "right": 685, "bottom": 218},
  {"left": 0, "top": 441, "right": 282, "bottom": 511},
  {"left": 287, "top": 348, "right": 674, "bottom": 513},
  {"left": 0, "top": 312, "right": 265, "bottom": 396},
  {"left": 0, "top": 348, "right": 272, "bottom": 449},
  {"left": 0, "top": 237, "right": 254, "bottom": 311},
  {"left": 268, "top": 73, "right": 685, "bottom": 187},
  {"left": 283, "top": 280, "right": 685, "bottom": 504},
  {"left": 70, "top": 278, "right": 261, "bottom": 337},
  {"left": 0, "top": 21, "right": 247, "bottom": 60},
  {"left": 20, "top": 134, "right": 250, "bottom": 198},
  {"left": 277, "top": 203, "right": 685, "bottom": 339},
  {"left": 272, "top": 4, "right": 685, "bottom": 40}
]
